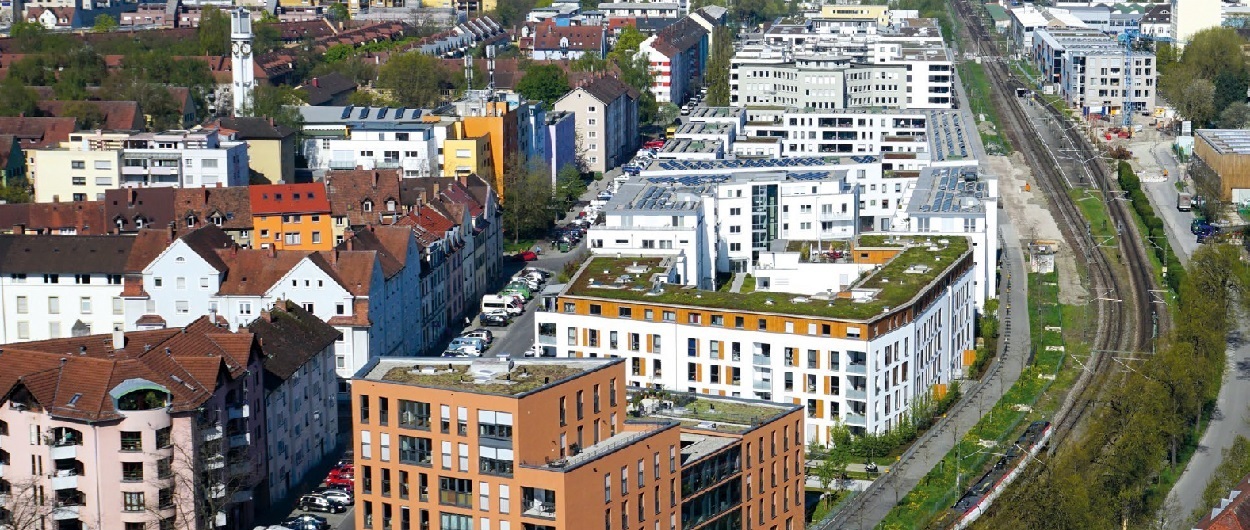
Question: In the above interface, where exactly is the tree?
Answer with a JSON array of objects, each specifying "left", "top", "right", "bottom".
[
  {"left": 377, "top": 52, "right": 456, "bottom": 108},
  {"left": 92, "top": 13, "right": 118, "bottom": 32},
  {"left": 9, "top": 21, "right": 48, "bottom": 52},
  {"left": 1214, "top": 69, "right": 1249, "bottom": 115},
  {"left": 197, "top": 6, "right": 230, "bottom": 56},
  {"left": 8, "top": 56, "right": 54, "bottom": 86},
  {"left": 100, "top": 74, "right": 182, "bottom": 130},
  {"left": 1175, "top": 79, "right": 1216, "bottom": 125},
  {"left": 61, "top": 101, "right": 106, "bottom": 129},
  {"left": 813, "top": 450, "right": 849, "bottom": 505},
  {"left": 516, "top": 64, "right": 571, "bottom": 106},
  {"left": 554, "top": 163, "right": 586, "bottom": 210},
  {"left": 324, "top": 43, "right": 355, "bottom": 63},
  {"left": 0, "top": 77, "right": 39, "bottom": 118},
  {"left": 249, "top": 84, "right": 307, "bottom": 128},
  {"left": 610, "top": 25, "right": 647, "bottom": 64},
  {"left": 502, "top": 160, "right": 558, "bottom": 243},
  {"left": 328, "top": 2, "right": 350, "bottom": 21},
  {"left": 3, "top": 478, "right": 62, "bottom": 530},
  {"left": 704, "top": 26, "right": 734, "bottom": 106},
  {"left": 347, "top": 90, "right": 393, "bottom": 107},
  {"left": 1219, "top": 102, "right": 1250, "bottom": 129},
  {"left": 569, "top": 52, "right": 609, "bottom": 73},
  {"left": 655, "top": 102, "right": 680, "bottom": 127}
]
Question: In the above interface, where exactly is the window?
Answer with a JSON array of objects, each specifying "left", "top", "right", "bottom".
[
  {"left": 440, "top": 513, "right": 473, "bottom": 530},
  {"left": 15, "top": 296, "right": 26, "bottom": 314},
  {"left": 72, "top": 176, "right": 86, "bottom": 186},
  {"left": 122, "top": 461, "right": 143, "bottom": 482},
  {"left": 157, "top": 427, "right": 171, "bottom": 448},
  {"left": 399, "top": 435, "right": 433, "bottom": 465},
  {"left": 400, "top": 400, "right": 432, "bottom": 430},
  {"left": 559, "top": 397, "right": 567, "bottom": 426},
  {"left": 441, "top": 405, "right": 450, "bottom": 433},
  {"left": 72, "top": 161, "right": 85, "bottom": 169},
  {"left": 439, "top": 476, "right": 473, "bottom": 507},
  {"left": 123, "top": 492, "right": 145, "bottom": 512},
  {"left": 662, "top": 311, "right": 675, "bottom": 322},
  {"left": 121, "top": 431, "right": 142, "bottom": 451},
  {"left": 48, "top": 296, "right": 60, "bottom": 314},
  {"left": 610, "top": 379, "right": 618, "bottom": 406},
  {"left": 157, "top": 457, "right": 172, "bottom": 479},
  {"left": 568, "top": 327, "right": 578, "bottom": 346},
  {"left": 159, "top": 487, "right": 174, "bottom": 509},
  {"left": 618, "top": 307, "right": 632, "bottom": 318},
  {"left": 577, "top": 390, "right": 585, "bottom": 420},
  {"left": 590, "top": 304, "right": 602, "bottom": 315}
]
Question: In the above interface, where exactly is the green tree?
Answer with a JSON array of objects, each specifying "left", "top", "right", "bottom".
[
  {"left": 704, "top": 25, "right": 734, "bottom": 106},
  {"left": 8, "top": 56, "right": 53, "bottom": 86},
  {"left": 347, "top": 90, "right": 392, "bottom": 106},
  {"left": 554, "top": 163, "right": 586, "bottom": 210},
  {"left": 502, "top": 160, "right": 558, "bottom": 243},
  {"left": 377, "top": 52, "right": 456, "bottom": 108},
  {"left": 569, "top": 52, "right": 609, "bottom": 73},
  {"left": 655, "top": 102, "right": 679, "bottom": 126},
  {"left": 610, "top": 25, "right": 647, "bottom": 64},
  {"left": 1219, "top": 102, "right": 1250, "bottom": 129},
  {"left": 516, "top": 64, "right": 571, "bottom": 106},
  {"left": 0, "top": 77, "right": 39, "bottom": 117},
  {"left": 252, "top": 15, "right": 283, "bottom": 55},
  {"left": 197, "top": 6, "right": 230, "bottom": 56},
  {"left": 248, "top": 84, "right": 307, "bottom": 128},
  {"left": 92, "top": 14, "right": 118, "bottom": 33},
  {"left": 9, "top": 21, "right": 48, "bottom": 52},
  {"left": 324, "top": 43, "right": 355, "bottom": 63},
  {"left": 1175, "top": 78, "right": 1216, "bottom": 125},
  {"left": 328, "top": 2, "right": 350, "bottom": 21},
  {"left": 311, "top": 55, "right": 378, "bottom": 85},
  {"left": 60, "top": 101, "right": 106, "bottom": 129}
]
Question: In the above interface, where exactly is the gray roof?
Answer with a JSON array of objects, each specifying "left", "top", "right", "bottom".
[
  {"left": 0, "top": 235, "right": 135, "bottom": 274},
  {"left": 298, "top": 106, "right": 434, "bottom": 127},
  {"left": 906, "top": 166, "right": 988, "bottom": 218}
]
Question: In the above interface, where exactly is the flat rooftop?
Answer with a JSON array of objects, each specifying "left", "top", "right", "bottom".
[
  {"left": 660, "top": 139, "right": 722, "bottom": 154},
  {"left": 642, "top": 156, "right": 876, "bottom": 174},
  {"left": 630, "top": 390, "right": 799, "bottom": 438},
  {"left": 925, "top": 110, "right": 972, "bottom": 161},
  {"left": 298, "top": 105, "right": 432, "bottom": 125},
  {"left": 564, "top": 236, "right": 971, "bottom": 321},
  {"left": 1197, "top": 129, "right": 1250, "bottom": 155},
  {"left": 357, "top": 357, "right": 618, "bottom": 397},
  {"left": 528, "top": 421, "right": 678, "bottom": 472},
  {"left": 676, "top": 121, "right": 734, "bottom": 136},
  {"left": 688, "top": 107, "right": 744, "bottom": 120},
  {"left": 907, "top": 166, "right": 990, "bottom": 217},
  {"left": 603, "top": 170, "right": 849, "bottom": 214}
]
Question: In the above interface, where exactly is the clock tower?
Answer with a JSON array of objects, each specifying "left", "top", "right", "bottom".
[{"left": 230, "top": 8, "right": 255, "bottom": 116}]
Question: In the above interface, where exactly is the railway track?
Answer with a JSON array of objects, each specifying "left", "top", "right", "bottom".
[{"left": 948, "top": 0, "right": 1158, "bottom": 453}]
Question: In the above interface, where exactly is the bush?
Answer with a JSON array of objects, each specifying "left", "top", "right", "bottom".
[{"left": 1118, "top": 161, "right": 1185, "bottom": 295}]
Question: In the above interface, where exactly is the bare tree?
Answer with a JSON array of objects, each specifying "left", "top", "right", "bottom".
[
  {"left": 1, "top": 478, "right": 58, "bottom": 530},
  {"left": 153, "top": 411, "right": 255, "bottom": 530}
]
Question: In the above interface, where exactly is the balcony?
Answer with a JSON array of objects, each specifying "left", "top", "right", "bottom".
[
  {"left": 201, "top": 424, "right": 224, "bottom": 442},
  {"left": 51, "top": 473, "right": 78, "bottom": 490},
  {"left": 844, "top": 414, "right": 866, "bottom": 427},
  {"left": 752, "top": 379, "right": 772, "bottom": 391},
  {"left": 51, "top": 503, "right": 80, "bottom": 520},
  {"left": 228, "top": 461, "right": 250, "bottom": 477},
  {"left": 752, "top": 354, "right": 770, "bottom": 366},
  {"left": 375, "top": 160, "right": 402, "bottom": 169},
  {"left": 521, "top": 487, "right": 557, "bottom": 519},
  {"left": 49, "top": 444, "right": 78, "bottom": 460},
  {"left": 228, "top": 433, "right": 250, "bottom": 448},
  {"left": 228, "top": 404, "right": 250, "bottom": 420},
  {"left": 205, "top": 454, "right": 225, "bottom": 470},
  {"left": 846, "top": 388, "right": 867, "bottom": 401},
  {"left": 231, "top": 490, "right": 253, "bottom": 503},
  {"left": 329, "top": 160, "right": 357, "bottom": 170},
  {"left": 210, "top": 484, "right": 227, "bottom": 499},
  {"left": 846, "top": 362, "right": 867, "bottom": 375}
]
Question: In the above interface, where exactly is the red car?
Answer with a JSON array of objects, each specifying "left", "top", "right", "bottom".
[
  {"left": 325, "top": 468, "right": 354, "bottom": 489},
  {"left": 643, "top": 140, "right": 666, "bottom": 149},
  {"left": 515, "top": 251, "right": 538, "bottom": 262}
]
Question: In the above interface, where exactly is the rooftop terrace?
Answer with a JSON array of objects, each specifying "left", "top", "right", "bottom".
[
  {"left": 565, "top": 236, "right": 970, "bottom": 321},
  {"left": 359, "top": 357, "right": 615, "bottom": 396},
  {"left": 628, "top": 389, "right": 798, "bottom": 436}
]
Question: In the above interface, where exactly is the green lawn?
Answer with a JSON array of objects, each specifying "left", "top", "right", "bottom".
[
  {"left": 504, "top": 239, "right": 538, "bottom": 253},
  {"left": 957, "top": 61, "right": 1013, "bottom": 155}
]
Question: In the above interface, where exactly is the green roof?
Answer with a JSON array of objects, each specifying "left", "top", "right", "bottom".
[
  {"left": 565, "top": 237, "right": 971, "bottom": 321},
  {"left": 984, "top": 3, "right": 1009, "bottom": 22}
]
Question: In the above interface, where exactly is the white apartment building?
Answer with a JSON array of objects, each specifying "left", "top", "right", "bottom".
[
  {"left": 299, "top": 106, "right": 441, "bottom": 177},
  {"left": 0, "top": 235, "right": 132, "bottom": 343},
  {"left": 121, "top": 129, "right": 250, "bottom": 188},
  {"left": 596, "top": 1, "right": 680, "bottom": 18},
  {"left": 28, "top": 146, "right": 123, "bottom": 203},
  {"left": 1171, "top": 0, "right": 1219, "bottom": 50},
  {"left": 535, "top": 236, "right": 978, "bottom": 441},
  {"left": 1032, "top": 27, "right": 1157, "bottom": 116}
]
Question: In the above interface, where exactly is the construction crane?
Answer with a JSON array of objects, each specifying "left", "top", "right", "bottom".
[{"left": 1117, "top": 29, "right": 1141, "bottom": 129}]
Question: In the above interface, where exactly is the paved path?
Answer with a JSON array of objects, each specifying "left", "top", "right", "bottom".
[
  {"left": 822, "top": 218, "right": 1031, "bottom": 529},
  {"left": 730, "top": 273, "right": 746, "bottom": 293}
]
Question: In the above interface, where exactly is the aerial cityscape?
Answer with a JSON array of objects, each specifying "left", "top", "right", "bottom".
[{"left": 0, "top": 0, "right": 1243, "bottom": 528}]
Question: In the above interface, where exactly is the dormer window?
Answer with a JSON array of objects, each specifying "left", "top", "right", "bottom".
[
  {"left": 134, "top": 216, "right": 146, "bottom": 228},
  {"left": 186, "top": 216, "right": 196, "bottom": 228},
  {"left": 386, "top": 199, "right": 396, "bottom": 212},
  {"left": 211, "top": 214, "right": 224, "bottom": 227},
  {"left": 363, "top": 200, "right": 374, "bottom": 212}
]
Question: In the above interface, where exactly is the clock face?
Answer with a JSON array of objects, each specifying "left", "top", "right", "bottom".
[
  {"left": 241, "top": 42, "right": 251, "bottom": 55},
  {"left": 232, "top": 41, "right": 241, "bottom": 54}
]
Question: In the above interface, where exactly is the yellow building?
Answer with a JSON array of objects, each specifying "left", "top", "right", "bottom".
[
  {"left": 442, "top": 133, "right": 494, "bottom": 181},
  {"left": 445, "top": 101, "right": 516, "bottom": 196},
  {"left": 249, "top": 183, "right": 335, "bottom": 250},
  {"left": 28, "top": 145, "right": 123, "bottom": 204},
  {"left": 418, "top": 0, "right": 495, "bottom": 12},
  {"left": 819, "top": 4, "right": 890, "bottom": 25},
  {"left": 212, "top": 117, "right": 297, "bottom": 184}
]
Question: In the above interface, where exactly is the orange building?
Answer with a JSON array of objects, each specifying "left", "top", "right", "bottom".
[
  {"left": 458, "top": 101, "right": 518, "bottom": 196},
  {"left": 249, "top": 182, "right": 335, "bottom": 250},
  {"left": 352, "top": 357, "right": 805, "bottom": 530}
]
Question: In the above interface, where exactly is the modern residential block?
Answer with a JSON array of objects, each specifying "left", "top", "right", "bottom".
[
  {"left": 352, "top": 356, "right": 805, "bottom": 530},
  {"left": 554, "top": 76, "right": 640, "bottom": 173}
]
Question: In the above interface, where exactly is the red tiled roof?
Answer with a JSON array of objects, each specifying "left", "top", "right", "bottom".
[
  {"left": 35, "top": 101, "right": 143, "bottom": 130},
  {"left": 248, "top": 183, "right": 331, "bottom": 215},
  {"left": 531, "top": 21, "right": 606, "bottom": 52},
  {"left": 0, "top": 316, "right": 255, "bottom": 422},
  {"left": 1199, "top": 473, "right": 1250, "bottom": 530},
  {"left": 213, "top": 247, "right": 311, "bottom": 296},
  {"left": 0, "top": 117, "right": 77, "bottom": 149},
  {"left": 0, "top": 201, "right": 108, "bottom": 235},
  {"left": 325, "top": 169, "right": 403, "bottom": 226},
  {"left": 173, "top": 187, "right": 253, "bottom": 230}
]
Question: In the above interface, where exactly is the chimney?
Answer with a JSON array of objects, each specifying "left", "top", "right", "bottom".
[
  {"left": 167, "top": 222, "right": 176, "bottom": 241},
  {"left": 12, "top": 224, "right": 23, "bottom": 234},
  {"left": 112, "top": 328, "right": 124, "bottom": 350},
  {"left": 128, "top": 188, "right": 137, "bottom": 206},
  {"left": 203, "top": 187, "right": 210, "bottom": 204},
  {"left": 313, "top": 77, "right": 320, "bottom": 88},
  {"left": 268, "top": 245, "right": 277, "bottom": 258},
  {"left": 330, "top": 250, "right": 338, "bottom": 266}
]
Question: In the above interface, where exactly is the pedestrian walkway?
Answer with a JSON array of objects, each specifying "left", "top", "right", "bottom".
[
  {"left": 730, "top": 273, "right": 746, "bottom": 293},
  {"left": 819, "top": 218, "right": 1031, "bottom": 530}
]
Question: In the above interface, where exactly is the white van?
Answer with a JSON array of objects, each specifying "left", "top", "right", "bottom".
[{"left": 481, "top": 295, "right": 523, "bottom": 316}]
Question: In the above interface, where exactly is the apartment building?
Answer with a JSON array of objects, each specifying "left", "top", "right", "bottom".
[
  {"left": 0, "top": 235, "right": 134, "bottom": 344},
  {"left": 638, "top": 15, "right": 709, "bottom": 105},
  {"left": 250, "top": 183, "right": 335, "bottom": 251},
  {"left": 250, "top": 300, "right": 342, "bottom": 505},
  {"left": 1170, "top": 0, "right": 1219, "bottom": 50},
  {"left": 0, "top": 318, "right": 266, "bottom": 530},
  {"left": 298, "top": 106, "right": 439, "bottom": 178},
  {"left": 554, "top": 76, "right": 640, "bottom": 173},
  {"left": 120, "top": 129, "right": 250, "bottom": 188},
  {"left": 536, "top": 237, "right": 977, "bottom": 442},
  {"left": 1032, "top": 27, "right": 1157, "bottom": 116},
  {"left": 351, "top": 356, "right": 805, "bottom": 530},
  {"left": 211, "top": 116, "right": 298, "bottom": 184},
  {"left": 596, "top": 2, "right": 680, "bottom": 18}
]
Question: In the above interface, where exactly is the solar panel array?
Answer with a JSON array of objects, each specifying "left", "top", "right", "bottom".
[
  {"left": 627, "top": 184, "right": 710, "bottom": 210},
  {"left": 926, "top": 111, "right": 970, "bottom": 161},
  {"left": 1204, "top": 130, "right": 1250, "bottom": 155},
  {"left": 788, "top": 171, "right": 835, "bottom": 181},
  {"left": 646, "top": 175, "right": 731, "bottom": 186},
  {"left": 651, "top": 156, "right": 868, "bottom": 172},
  {"left": 916, "top": 168, "right": 986, "bottom": 213}
]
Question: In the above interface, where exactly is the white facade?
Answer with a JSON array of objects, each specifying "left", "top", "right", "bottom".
[
  {"left": 261, "top": 321, "right": 339, "bottom": 504},
  {"left": 0, "top": 272, "right": 126, "bottom": 343},
  {"left": 303, "top": 126, "right": 438, "bottom": 177},
  {"left": 121, "top": 130, "right": 250, "bottom": 188},
  {"left": 536, "top": 241, "right": 977, "bottom": 441},
  {"left": 231, "top": 8, "right": 256, "bottom": 115},
  {"left": 1172, "top": 0, "right": 1219, "bottom": 49}
]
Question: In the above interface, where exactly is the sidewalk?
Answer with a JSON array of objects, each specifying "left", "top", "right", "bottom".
[{"left": 821, "top": 219, "right": 1031, "bottom": 529}]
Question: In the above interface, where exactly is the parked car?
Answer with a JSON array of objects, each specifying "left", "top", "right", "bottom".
[
  {"left": 283, "top": 514, "right": 330, "bottom": 530},
  {"left": 324, "top": 471, "right": 353, "bottom": 490},
  {"left": 524, "top": 344, "right": 544, "bottom": 357},
  {"left": 481, "top": 294, "right": 524, "bottom": 316},
  {"left": 442, "top": 349, "right": 476, "bottom": 358},
  {"left": 514, "top": 250, "right": 538, "bottom": 261},
  {"left": 461, "top": 329, "right": 494, "bottom": 345},
  {"left": 299, "top": 494, "right": 346, "bottom": 514},
  {"left": 480, "top": 312, "right": 512, "bottom": 327},
  {"left": 449, "top": 336, "right": 486, "bottom": 355},
  {"left": 523, "top": 267, "right": 551, "bottom": 280},
  {"left": 337, "top": 451, "right": 353, "bottom": 467},
  {"left": 311, "top": 487, "right": 353, "bottom": 506}
]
